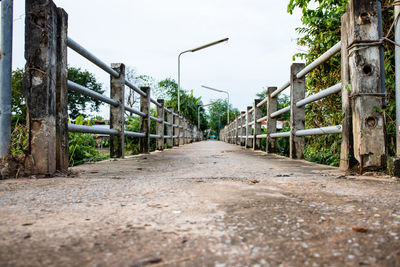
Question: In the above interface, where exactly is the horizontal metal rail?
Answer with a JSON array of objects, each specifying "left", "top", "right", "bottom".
[
  {"left": 271, "top": 81, "right": 290, "bottom": 98},
  {"left": 125, "top": 106, "right": 146, "bottom": 117},
  {"left": 68, "top": 124, "right": 118, "bottom": 135},
  {"left": 296, "top": 41, "right": 341, "bottom": 79},
  {"left": 68, "top": 80, "right": 119, "bottom": 107},
  {"left": 248, "top": 121, "right": 255, "bottom": 126},
  {"left": 256, "top": 134, "right": 268, "bottom": 139},
  {"left": 257, "top": 97, "right": 268, "bottom": 108},
  {"left": 125, "top": 80, "right": 146, "bottom": 97},
  {"left": 296, "top": 125, "right": 342, "bottom": 136},
  {"left": 270, "top": 131, "right": 290, "bottom": 138},
  {"left": 150, "top": 98, "right": 162, "bottom": 108},
  {"left": 164, "top": 107, "right": 172, "bottom": 113},
  {"left": 164, "top": 121, "right": 172, "bottom": 126},
  {"left": 125, "top": 131, "right": 146, "bottom": 138},
  {"left": 257, "top": 115, "right": 269, "bottom": 123},
  {"left": 296, "top": 83, "right": 342, "bottom": 107},
  {"left": 149, "top": 134, "right": 161, "bottom": 139},
  {"left": 67, "top": 37, "right": 119, "bottom": 78},
  {"left": 248, "top": 107, "right": 254, "bottom": 114},
  {"left": 270, "top": 106, "right": 290, "bottom": 119},
  {"left": 150, "top": 116, "right": 163, "bottom": 123}
]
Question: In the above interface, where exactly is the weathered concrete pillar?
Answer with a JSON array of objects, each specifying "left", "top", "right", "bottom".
[
  {"left": 289, "top": 63, "right": 306, "bottom": 159},
  {"left": 235, "top": 116, "right": 239, "bottom": 145},
  {"left": 24, "top": 0, "right": 59, "bottom": 175},
  {"left": 179, "top": 117, "right": 184, "bottom": 146},
  {"left": 166, "top": 107, "right": 173, "bottom": 148},
  {"left": 173, "top": 112, "right": 180, "bottom": 146},
  {"left": 156, "top": 99, "right": 165, "bottom": 150},
  {"left": 240, "top": 111, "right": 246, "bottom": 146},
  {"left": 245, "top": 106, "right": 252, "bottom": 148},
  {"left": 253, "top": 99, "right": 262, "bottom": 150},
  {"left": 139, "top": 87, "right": 150, "bottom": 153},
  {"left": 110, "top": 63, "right": 125, "bottom": 158},
  {"left": 345, "top": 0, "right": 386, "bottom": 170},
  {"left": 55, "top": 8, "right": 69, "bottom": 171},
  {"left": 266, "top": 87, "right": 277, "bottom": 153}
]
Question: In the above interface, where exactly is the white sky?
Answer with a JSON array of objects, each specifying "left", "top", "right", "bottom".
[{"left": 9, "top": 0, "right": 305, "bottom": 118}]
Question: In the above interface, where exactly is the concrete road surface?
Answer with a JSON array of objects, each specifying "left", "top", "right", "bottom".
[{"left": 0, "top": 141, "right": 399, "bottom": 266}]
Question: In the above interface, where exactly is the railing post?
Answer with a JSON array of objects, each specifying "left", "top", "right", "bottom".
[
  {"left": 24, "top": 0, "right": 60, "bottom": 175},
  {"left": 179, "top": 116, "right": 184, "bottom": 145},
  {"left": 156, "top": 99, "right": 165, "bottom": 150},
  {"left": 289, "top": 63, "right": 306, "bottom": 159},
  {"left": 166, "top": 107, "right": 173, "bottom": 148},
  {"left": 235, "top": 116, "right": 239, "bottom": 145},
  {"left": 245, "top": 106, "right": 252, "bottom": 148},
  {"left": 0, "top": 0, "right": 13, "bottom": 161},
  {"left": 55, "top": 8, "right": 69, "bottom": 171},
  {"left": 344, "top": 0, "right": 386, "bottom": 171},
  {"left": 253, "top": 99, "right": 262, "bottom": 150},
  {"left": 174, "top": 111, "right": 180, "bottom": 146},
  {"left": 240, "top": 111, "right": 246, "bottom": 146},
  {"left": 266, "top": 87, "right": 277, "bottom": 153},
  {"left": 140, "top": 87, "right": 150, "bottom": 153},
  {"left": 110, "top": 63, "right": 125, "bottom": 158}
]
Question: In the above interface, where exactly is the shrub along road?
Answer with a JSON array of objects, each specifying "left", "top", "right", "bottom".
[{"left": 0, "top": 141, "right": 399, "bottom": 266}]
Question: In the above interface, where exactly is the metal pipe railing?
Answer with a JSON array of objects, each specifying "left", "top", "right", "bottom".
[
  {"left": 68, "top": 80, "right": 119, "bottom": 107},
  {"left": 257, "top": 115, "right": 269, "bottom": 123},
  {"left": 68, "top": 124, "right": 119, "bottom": 135},
  {"left": 270, "top": 106, "right": 290, "bottom": 119},
  {"left": 271, "top": 81, "right": 290, "bottom": 98},
  {"left": 296, "top": 41, "right": 341, "bottom": 79},
  {"left": 125, "top": 106, "right": 146, "bottom": 117},
  {"left": 150, "top": 116, "right": 163, "bottom": 123},
  {"left": 125, "top": 80, "right": 146, "bottom": 97},
  {"left": 296, "top": 83, "right": 342, "bottom": 107},
  {"left": 0, "top": 0, "right": 13, "bottom": 158},
  {"left": 125, "top": 131, "right": 146, "bottom": 138},
  {"left": 270, "top": 131, "right": 290, "bottom": 138},
  {"left": 67, "top": 37, "right": 120, "bottom": 78},
  {"left": 296, "top": 125, "right": 342, "bottom": 137}
]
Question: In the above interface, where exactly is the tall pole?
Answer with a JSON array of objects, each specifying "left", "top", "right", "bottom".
[
  {"left": 0, "top": 0, "right": 13, "bottom": 158},
  {"left": 201, "top": 85, "right": 230, "bottom": 124},
  {"left": 177, "top": 38, "right": 229, "bottom": 114},
  {"left": 396, "top": 4, "right": 400, "bottom": 157}
]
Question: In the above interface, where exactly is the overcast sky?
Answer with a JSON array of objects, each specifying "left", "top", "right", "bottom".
[{"left": 9, "top": 0, "right": 305, "bottom": 118}]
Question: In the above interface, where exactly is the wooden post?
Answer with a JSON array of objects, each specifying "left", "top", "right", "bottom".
[
  {"left": 340, "top": 11, "right": 356, "bottom": 171},
  {"left": 345, "top": 0, "right": 386, "bottom": 170},
  {"left": 245, "top": 106, "right": 252, "bottom": 148},
  {"left": 24, "top": 0, "right": 59, "bottom": 175},
  {"left": 139, "top": 87, "right": 150, "bottom": 153},
  {"left": 240, "top": 111, "right": 246, "bottom": 146},
  {"left": 156, "top": 99, "right": 165, "bottom": 150},
  {"left": 110, "top": 63, "right": 125, "bottom": 158},
  {"left": 253, "top": 99, "right": 262, "bottom": 150},
  {"left": 55, "top": 8, "right": 69, "bottom": 171},
  {"left": 266, "top": 87, "right": 277, "bottom": 153},
  {"left": 290, "top": 63, "right": 306, "bottom": 159},
  {"left": 166, "top": 107, "right": 173, "bottom": 148},
  {"left": 173, "top": 112, "right": 180, "bottom": 146}
]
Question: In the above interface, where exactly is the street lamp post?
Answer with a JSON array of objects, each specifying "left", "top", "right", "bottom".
[
  {"left": 201, "top": 85, "right": 230, "bottom": 124},
  {"left": 178, "top": 38, "right": 229, "bottom": 113}
]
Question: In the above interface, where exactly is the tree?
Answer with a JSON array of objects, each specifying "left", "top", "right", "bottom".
[
  {"left": 67, "top": 67, "right": 104, "bottom": 119},
  {"left": 207, "top": 99, "right": 239, "bottom": 138}
]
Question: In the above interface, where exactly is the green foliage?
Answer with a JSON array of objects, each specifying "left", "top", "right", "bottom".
[
  {"left": 67, "top": 67, "right": 104, "bottom": 119},
  {"left": 11, "top": 69, "right": 26, "bottom": 125},
  {"left": 207, "top": 99, "right": 240, "bottom": 138},
  {"left": 125, "top": 116, "right": 140, "bottom": 155},
  {"left": 68, "top": 116, "right": 108, "bottom": 166}
]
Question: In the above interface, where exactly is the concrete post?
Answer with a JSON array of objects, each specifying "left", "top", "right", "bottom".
[
  {"left": 345, "top": 0, "right": 386, "bottom": 171},
  {"left": 253, "top": 99, "right": 262, "bottom": 150},
  {"left": 179, "top": 117, "right": 184, "bottom": 146},
  {"left": 166, "top": 107, "right": 173, "bottom": 148},
  {"left": 156, "top": 99, "right": 165, "bottom": 150},
  {"left": 245, "top": 106, "right": 252, "bottom": 148},
  {"left": 240, "top": 111, "right": 246, "bottom": 146},
  {"left": 289, "top": 63, "right": 306, "bottom": 159},
  {"left": 55, "top": 8, "right": 69, "bottom": 171},
  {"left": 174, "top": 112, "right": 180, "bottom": 146},
  {"left": 139, "top": 87, "right": 150, "bottom": 153},
  {"left": 266, "top": 87, "right": 277, "bottom": 153},
  {"left": 110, "top": 63, "right": 125, "bottom": 158},
  {"left": 235, "top": 116, "right": 239, "bottom": 145},
  {"left": 24, "top": 0, "right": 60, "bottom": 175}
]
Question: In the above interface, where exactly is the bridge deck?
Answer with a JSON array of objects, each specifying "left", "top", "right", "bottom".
[{"left": 0, "top": 141, "right": 399, "bottom": 266}]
